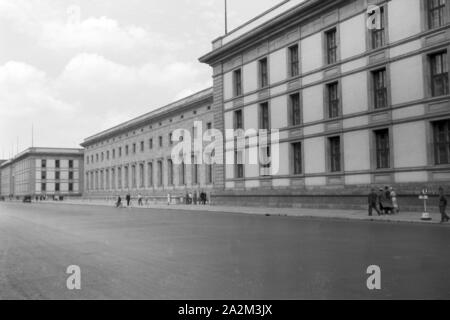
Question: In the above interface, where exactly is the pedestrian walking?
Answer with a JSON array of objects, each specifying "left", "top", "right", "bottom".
[
  {"left": 438, "top": 187, "right": 450, "bottom": 223},
  {"left": 116, "top": 196, "right": 122, "bottom": 208},
  {"left": 126, "top": 193, "right": 131, "bottom": 208},
  {"left": 376, "top": 188, "right": 384, "bottom": 215},
  {"left": 390, "top": 187, "right": 399, "bottom": 214},
  {"left": 368, "top": 188, "right": 381, "bottom": 216},
  {"left": 138, "top": 193, "right": 143, "bottom": 206}
]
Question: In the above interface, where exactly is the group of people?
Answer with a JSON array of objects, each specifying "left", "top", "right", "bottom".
[
  {"left": 369, "top": 186, "right": 450, "bottom": 223},
  {"left": 115, "top": 191, "right": 209, "bottom": 208},
  {"left": 368, "top": 186, "right": 400, "bottom": 216},
  {"left": 184, "top": 191, "right": 208, "bottom": 205}
]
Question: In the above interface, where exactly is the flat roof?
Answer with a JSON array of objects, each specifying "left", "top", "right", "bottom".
[
  {"left": 200, "top": 0, "right": 321, "bottom": 64},
  {"left": 0, "top": 147, "right": 84, "bottom": 168},
  {"left": 82, "top": 87, "right": 213, "bottom": 147}
]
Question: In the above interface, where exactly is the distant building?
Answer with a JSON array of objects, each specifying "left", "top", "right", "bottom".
[
  {"left": 81, "top": 88, "right": 215, "bottom": 202},
  {"left": 199, "top": 0, "right": 450, "bottom": 209},
  {"left": 0, "top": 148, "right": 84, "bottom": 199}
]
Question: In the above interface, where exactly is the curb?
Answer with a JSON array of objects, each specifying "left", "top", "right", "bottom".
[{"left": 27, "top": 200, "right": 449, "bottom": 226}]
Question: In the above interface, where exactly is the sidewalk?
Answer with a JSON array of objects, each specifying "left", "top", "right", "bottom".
[{"left": 37, "top": 199, "right": 449, "bottom": 225}]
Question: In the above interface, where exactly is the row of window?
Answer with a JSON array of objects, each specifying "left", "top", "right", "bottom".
[
  {"left": 40, "top": 183, "right": 75, "bottom": 192},
  {"left": 40, "top": 171, "right": 75, "bottom": 180},
  {"left": 86, "top": 123, "right": 213, "bottom": 165},
  {"left": 231, "top": 1, "right": 448, "bottom": 97},
  {"left": 87, "top": 106, "right": 213, "bottom": 151},
  {"left": 232, "top": 119, "right": 450, "bottom": 179},
  {"left": 86, "top": 161, "right": 214, "bottom": 191},
  {"left": 41, "top": 159, "right": 75, "bottom": 169},
  {"left": 232, "top": 51, "right": 448, "bottom": 129}
]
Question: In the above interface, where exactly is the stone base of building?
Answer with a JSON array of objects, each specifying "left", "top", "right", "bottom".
[{"left": 212, "top": 183, "right": 450, "bottom": 213}]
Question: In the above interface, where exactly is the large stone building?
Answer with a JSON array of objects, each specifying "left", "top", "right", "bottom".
[
  {"left": 0, "top": 148, "right": 84, "bottom": 199},
  {"left": 199, "top": 0, "right": 450, "bottom": 209},
  {"left": 81, "top": 88, "right": 215, "bottom": 202}
]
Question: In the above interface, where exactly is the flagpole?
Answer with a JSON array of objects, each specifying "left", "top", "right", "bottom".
[{"left": 225, "top": 0, "right": 228, "bottom": 34}]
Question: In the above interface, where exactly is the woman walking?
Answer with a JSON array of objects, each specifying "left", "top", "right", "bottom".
[{"left": 390, "top": 187, "right": 399, "bottom": 214}]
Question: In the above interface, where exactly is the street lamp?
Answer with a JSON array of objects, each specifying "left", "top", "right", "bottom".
[{"left": 419, "top": 188, "right": 431, "bottom": 221}]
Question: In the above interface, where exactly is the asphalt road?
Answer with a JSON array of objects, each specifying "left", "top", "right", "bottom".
[{"left": 0, "top": 202, "right": 449, "bottom": 300}]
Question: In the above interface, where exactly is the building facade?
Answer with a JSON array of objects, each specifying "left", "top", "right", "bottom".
[
  {"left": 81, "top": 88, "right": 216, "bottom": 202},
  {"left": 0, "top": 148, "right": 84, "bottom": 199},
  {"left": 199, "top": 0, "right": 450, "bottom": 209}
]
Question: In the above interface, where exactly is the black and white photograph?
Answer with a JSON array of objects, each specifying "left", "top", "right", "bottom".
[{"left": 0, "top": 0, "right": 449, "bottom": 305}]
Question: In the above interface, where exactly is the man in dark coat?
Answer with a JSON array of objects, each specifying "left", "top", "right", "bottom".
[
  {"left": 126, "top": 194, "right": 131, "bottom": 207},
  {"left": 368, "top": 188, "right": 381, "bottom": 216},
  {"left": 439, "top": 187, "right": 450, "bottom": 223}
]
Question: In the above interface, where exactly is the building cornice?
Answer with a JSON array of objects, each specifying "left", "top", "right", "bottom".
[
  {"left": 199, "top": 0, "right": 342, "bottom": 65},
  {"left": 81, "top": 87, "right": 214, "bottom": 148}
]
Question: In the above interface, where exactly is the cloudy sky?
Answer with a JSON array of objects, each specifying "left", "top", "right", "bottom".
[{"left": 0, "top": 0, "right": 281, "bottom": 157}]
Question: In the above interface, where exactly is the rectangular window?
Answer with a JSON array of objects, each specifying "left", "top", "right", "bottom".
[
  {"left": 428, "top": 0, "right": 446, "bottom": 29},
  {"left": 118, "top": 167, "right": 122, "bottom": 189},
  {"left": 41, "top": 171, "right": 46, "bottom": 180},
  {"left": 132, "top": 143, "right": 136, "bottom": 154},
  {"left": 373, "top": 68, "right": 388, "bottom": 109},
  {"left": 433, "top": 120, "right": 450, "bottom": 165},
  {"left": 260, "top": 146, "right": 271, "bottom": 173},
  {"left": 289, "top": 45, "right": 299, "bottom": 77},
  {"left": 375, "top": 129, "right": 390, "bottom": 169},
  {"left": 158, "top": 161, "right": 163, "bottom": 187},
  {"left": 327, "top": 82, "right": 340, "bottom": 118},
  {"left": 192, "top": 155, "right": 199, "bottom": 185},
  {"left": 168, "top": 159, "right": 174, "bottom": 186},
  {"left": 206, "top": 164, "right": 213, "bottom": 184},
  {"left": 106, "top": 169, "right": 110, "bottom": 190},
  {"left": 329, "top": 137, "right": 341, "bottom": 173},
  {"left": 124, "top": 166, "right": 129, "bottom": 188},
  {"left": 41, "top": 183, "right": 46, "bottom": 192},
  {"left": 69, "top": 160, "right": 73, "bottom": 168},
  {"left": 140, "top": 141, "right": 144, "bottom": 152},
  {"left": 259, "top": 58, "right": 268, "bottom": 88},
  {"left": 148, "top": 162, "right": 153, "bottom": 187},
  {"left": 55, "top": 183, "right": 60, "bottom": 192},
  {"left": 69, "top": 171, "right": 74, "bottom": 180},
  {"left": 371, "top": 6, "right": 385, "bottom": 49},
  {"left": 180, "top": 162, "right": 186, "bottom": 185},
  {"left": 101, "top": 153, "right": 104, "bottom": 161},
  {"left": 259, "top": 102, "right": 270, "bottom": 130},
  {"left": 86, "top": 157, "right": 89, "bottom": 165},
  {"left": 138, "top": 164, "right": 144, "bottom": 188},
  {"left": 430, "top": 51, "right": 449, "bottom": 97},
  {"left": 159, "top": 136, "right": 163, "bottom": 148},
  {"left": 235, "top": 151, "right": 244, "bottom": 179},
  {"left": 149, "top": 139, "right": 153, "bottom": 150},
  {"left": 111, "top": 168, "right": 116, "bottom": 190},
  {"left": 234, "top": 109, "right": 243, "bottom": 130},
  {"left": 207, "top": 122, "right": 212, "bottom": 130},
  {"left": 41, "top": 159, "right": 47, "bottom": 168},
  {"left": 125, "top": 145, "right": 129, "bottom": 156},
  {"left": 55, "top": 171, "right": 60, "bottom": 180},
  {"left": 55, "top": 160, "right": 60, "bottom": 168},
  {"left": 107, "top": 151, "right": 110, "bottom": 160},
  {"left": 69, "top": 183, "right": 73, "bottom": 192},
  {"left": 132, "top": 165, "right": 136, "bottom": 188},
  {"left": 100, "top": 170, "right": 104, "bottom": 190},
  {"left": 169, "top": 133, "right": 173, "bottom": 145},
  {"left": 233, "top": 69, "right": 242, "bottom": 97},
  {"left": 119, "top": 147, "right": 122, "bottom": 157},
  {"left": 290, "top": 93, "right": 301, "bottom": 126},
  {"left": 326, "top": 28, "right": 338, "bottom": 65},
  {"left": 292, "top": 142, "right": 302, "bottom": 175}
]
